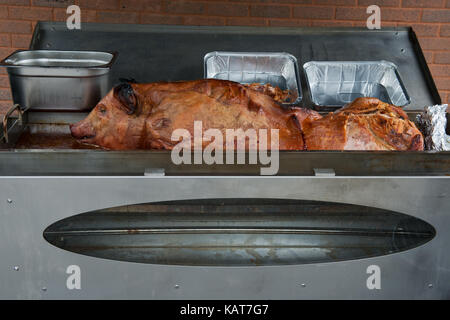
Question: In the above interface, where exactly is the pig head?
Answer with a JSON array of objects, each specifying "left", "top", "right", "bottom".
[
  {"left": 70, "top": 79, "right": 313, "bottom": 150},
  {"left": 70, "top": 82, "right": 147, "bottom": 150}
]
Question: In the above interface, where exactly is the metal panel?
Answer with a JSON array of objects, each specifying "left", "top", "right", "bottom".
[
  {"left": 0, "top": 176, "right": 449, "bottom": 299},
  {"left": 0, "top": 149, "right": 449, "bottom": 176},
  {"left": 43, "top": 199, "right": 435, "bottom": 266},
  {"left": 29, "top": 22, "right": 440, "bottom": 111}
]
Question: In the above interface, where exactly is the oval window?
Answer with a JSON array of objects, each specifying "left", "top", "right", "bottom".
[{"left": 43, "top": 199, "right": 435, "bottom": 266}]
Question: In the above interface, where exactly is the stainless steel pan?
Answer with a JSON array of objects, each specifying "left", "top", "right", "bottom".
[{"left": 0, "top": 50, "right": 118, "bottom": 111}]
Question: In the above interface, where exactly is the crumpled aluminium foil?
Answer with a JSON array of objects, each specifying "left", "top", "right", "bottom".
[{"left": 416, "top": 104, "right": 450, "bottom": 151}]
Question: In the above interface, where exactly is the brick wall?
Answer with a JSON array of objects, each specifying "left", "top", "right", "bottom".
[{"left": 0, "top": 0, "right": 449, "bottom": 115}]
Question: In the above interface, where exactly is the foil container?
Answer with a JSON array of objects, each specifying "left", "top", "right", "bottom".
[
  {"left": 204, "top": 51, "right": 302, "bottom": 105},
  {"left": 303, "top": 61, "right": 410, "bottom": 109},
  {"left": 416, "top": 104, "right": 450, "bottom": 151}
]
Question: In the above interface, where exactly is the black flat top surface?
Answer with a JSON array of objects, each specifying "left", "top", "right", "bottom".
[{"left": 30, "top": 22, "right": 440, "bottom": 111}]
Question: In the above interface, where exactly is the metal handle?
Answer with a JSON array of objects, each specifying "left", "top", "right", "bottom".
[{"left": 2, "top": 104, "right": 22, "bottom": 144}]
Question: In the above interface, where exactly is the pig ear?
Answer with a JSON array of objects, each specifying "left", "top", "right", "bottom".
[{"left": 113, "top": 83, "right": 137, "bottom": 114}]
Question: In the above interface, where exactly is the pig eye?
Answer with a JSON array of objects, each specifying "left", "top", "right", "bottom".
[{"left": 98, "top": 105, "right": 107, "bottom": 114}]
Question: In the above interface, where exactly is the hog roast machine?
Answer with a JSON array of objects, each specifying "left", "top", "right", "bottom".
[{"left": 0, "top": 22, "right": 449, "bottom": 299}]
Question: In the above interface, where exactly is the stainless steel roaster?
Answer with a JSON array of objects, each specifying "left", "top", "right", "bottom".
[{"left": 0, "top": 23, "right": 449, "bottom": 299}]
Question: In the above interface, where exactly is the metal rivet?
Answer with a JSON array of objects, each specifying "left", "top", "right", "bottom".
[
  {"left": 13, "top": 266, "right": 19, "bottom": 271},
  {"left": 401, "top": 48, "right": 405, "bottom": 53},
  {"left": 174, "top": 284, "right": 180, "bottom": 289},
  {"left": 7, "top": 199, "right": 12, "bottom": 203},
  {"left": 300, "top": 283, "right": 306, "bottom": 287},
  {"left": 428, "top": 284, "right": 433, "bottom": 288},
  {"left": 41, "top": 287, "right": 47, "bottom": 292}
]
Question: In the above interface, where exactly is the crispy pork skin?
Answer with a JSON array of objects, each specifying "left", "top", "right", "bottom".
[
  {"left": 70, "top": 79, "right": 318, "bottom": 150},
  {"left": 301, "top": 97, "right": 424, "bottom": 151},
  {"left": 70, "top": 80, "right": 423, "bottom": 151}
]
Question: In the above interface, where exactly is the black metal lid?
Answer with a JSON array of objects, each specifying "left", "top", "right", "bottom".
[{"left": 29, "top": 22, "right": 440, "bottom": 111}]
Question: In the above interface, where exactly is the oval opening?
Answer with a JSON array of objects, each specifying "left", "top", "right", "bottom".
[{"left": 43, "top": 199, "right": 435, "bottom": 266}]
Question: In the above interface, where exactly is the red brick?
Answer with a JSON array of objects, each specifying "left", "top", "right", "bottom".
[
  {"left": 53, "top": 8, "right": 97, "bottom": 22},
  {"left": 358, "top": 0, "right": 400, "bottom": 6},
  {"left": 184, "top": 16, "right": 225, "bottom": 26},
  {"left": 235, "top": 0, "right": 310, "bottom": 3},
  {"left": 0, "top": 20, "right": 31, "bottom": 33},
  {"left": 0, "top": 33, "right": 10, "bottom": 46},
  {"left": 430, "top": 64, "right": 450, "bottom": 77},
  {"left": 337, "top": 7, "right": 421, "bottom": 22},
  {"left": 11, "top": 34, "right": 31, "bottom": 48},
  {"left": 0, "top": 100, "right": 14, "bottom": 117},
  {"left": 335, "top": 7, "right": 366, "bottom": 20},
  {"left": 351, "top": 20, "right": 397, "bottom": 27},
  {"left": 311, "top": 20, "right": 354, "bottom": 27},
  {"left": 32, "top": 0, "right": 76, "bottom": 7},
  {"left": 435, "top": 52, "right": 450, "bottom": 64},
  {"left": 8, "top": 6, "right": 52, "bottom": 20},
  {"left": 97, "top": 11, "right": 138, "bottom": 24},
  {"left": 120, "top": 0, "right": 161, "bottom": 12},
  {"left": 422, "top": 9, "right": 450, "bottom": 22},
  {"left": 166, "top": 1, "right": 206, "bottom": 15},
  {"left": 250, "top": 5, "right": 290, "bottom": 18},
  {"left": 0, "top": 0, "right": 30, "bottom": 4},
  {"left": 0, "top": 5, "right": 8, "bottom": 18},
  {"left": 272, "top": 0, "right": 311, "bottom": 3},
  {"left": 315, "top": 0, "right": 355, "bottom": 5},
  {"left": 402, "top": 0, "right": 444, "bottom": 8},
  {"left": 419, "top": 37, "right": 450, "bottom": 51},
  {"left": 226, "top": 17, "right": 266, "bottom": 26},
  {"left": 236, "top": 0, "right": 310, "bottom": 3},
  {"left": 269, "top": 19, "right": 310, "bottom": 27},
  {"left": 208, "top": 3, "right": 248, "bottom": 17},
  {"left": 380, "top": 9, "right": 421, "bottom": 22},
  {"left": 0, "top": 88, "right": 11, "bottom": 100},
  {"left": 140, "top": 13, "right": 183, "bottom": 25},
  {"left": 293, "top": 6, "right": 334, "bottom": 20},
  {"left": 229, "top": 0, "right": 272, "bottom": 2},
  {"left": 79, "top": 0, "right": 119, "bottom": 10},
  {"left": 0, "top": 48, "right": 17, "bottom": 59},
  {"left": 447, "top": 0, "right": 450, "bottom": 8},
  {"left": 423, "top": 51, "right": 434, "bottom": 64},
  {"left": 441, "top": 25, "right": 450, "bottom": 37},
  {"left": 0, "top": 75, "right": 9, "bottom": 87},
  {"left": 435, "top": 77, "right": 450, "bottom": 90},
  {"left": 398, "top": 23, "right": 439, "bottom": 37}
]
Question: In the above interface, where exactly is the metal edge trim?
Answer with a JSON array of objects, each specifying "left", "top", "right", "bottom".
[
  {"left": 0, "top": 49, "right": 118, "bottom": 70},
  {"left": 33, "top": 21, "right": 411, "bottom": 35},
  {"left": 408, "top": 27, "right": 441, "bottom": 106}
]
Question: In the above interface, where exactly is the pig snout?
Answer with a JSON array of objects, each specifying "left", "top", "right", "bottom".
[{"left": 70, "top": 121, "right": 95, "bottom": 140}]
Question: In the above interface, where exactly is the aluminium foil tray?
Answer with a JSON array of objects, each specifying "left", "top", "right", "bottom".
[
  {"left": 303, "top": 61, "right": 410, "bottom": 109},
  {"left": 204, "top": 51, "right": 302, "bottom": 105}
]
